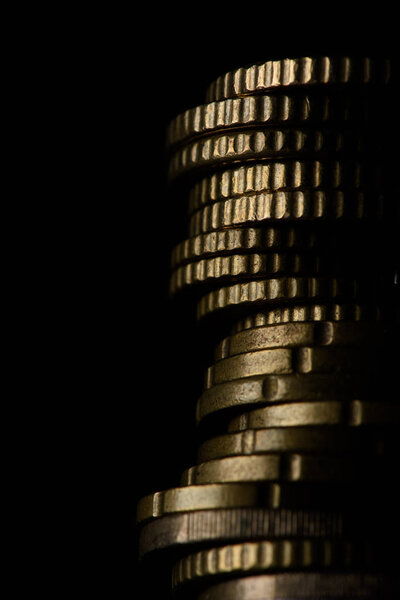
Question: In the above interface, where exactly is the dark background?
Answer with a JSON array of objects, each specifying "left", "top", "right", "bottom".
[{"left": 90, "top": 21, "right": 398, "bottom": 598}]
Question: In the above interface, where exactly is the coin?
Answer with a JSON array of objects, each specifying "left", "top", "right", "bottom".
[
  {"left": 205, "top": 346, "right": 370, "bottom": 388},
  {"left": 214, "top": 322, "right": 381, "bottom": 361},
  {"left": 188, "top": 160, "right": 382, "bottom": 214},
  {"left": 170, "top": 227, "right": 318, "bottom": 268},
  {"left": 230, "top": 304, "right": 387, "bottom": 331},
  {"left": 139, "top": 508, "right": 345, "bottom": 557},
  {"left": 205, "top": 57, "right": 391, "bottom": 102},
  {"left": 168, "top": 128, "right": 372, "bottom": 180},
  {"left": 196, "top": 372, "right": 368, "bottom": 424},
  {"left": 197, "top": 572, "right": 394, "bottom": 600},
  {"left": 227, "top": 400, "right": 399, "bottom": 432},
  {"left": 180, "top": 453, "right": 380, "bottom": 485},
  {"left": 197, "top": 427, "right": 387, "bottom": 462},
  {"left": 172, "top": 540, "right": 375, "bottom": 589},
  {"left": 197, "top": 278, "right": 372, "bottom": 320},
  {"left": 189, "top": 191, "right": 385, "bottom": 236},
  {"left": 167, "top": 94, "right": 385, "bottom": 148}
]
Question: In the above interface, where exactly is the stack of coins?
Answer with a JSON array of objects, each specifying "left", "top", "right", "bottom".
[{"left": 137, "top": 57, "right": 399, "bottom": 598}]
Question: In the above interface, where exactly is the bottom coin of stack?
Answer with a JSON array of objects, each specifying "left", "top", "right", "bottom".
[{"left": 137, "top": 314, "right": 399, "bottom": 597}]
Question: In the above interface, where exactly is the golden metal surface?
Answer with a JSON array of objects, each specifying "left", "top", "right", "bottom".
[
  {"left": 215, "top": 322, "right": 381, "bottom": 360},
  {"left": 168, "top": 128, "right": 372, "bottom": 180},
  {"left": 172, "top": 540, "right": 375, "bottom": 588},
  {"left": 196, "top": 277, "right": 368, "bottom": 320},
  {"left": 197, "top": 427, "right": 387, "bottom": 462},
  {"left": 167, "top": 94, "right": 381, "bottom": 148},
  {"left": 205, "top": 57, "right": 390, "bottom": 102},
  {"left": 139, "top": 508, "right": 345, "bottom": 557},
  {"left": 188, "top": 160, "right": 382, "bottom": 213},
  {"left": 181, "top": 453, "right": 383, "bottom": 485},
  {"left": 189, "top": 191, "right": 385, "bottom": 236},
  {"left": 227, "top": 400, "right": 399, "bottom": 432},
  {"left": 196, "top": 372, "right": 367, "bottom": 424},
  {"left": 197, "top": 572, "right": 394, "bottom": 599}
]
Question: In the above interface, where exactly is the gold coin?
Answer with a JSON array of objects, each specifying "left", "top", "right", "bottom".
[
  {"left": 172, "top": 540, "right": 374, "bottom": 589},
  {"left": 167, "top": 94, "right": 382, "bottom": 148},
  {"left": 168, "top": 128, "right": 370, "bottom": 180},
  {"left": 197, "top": 278, "right": 369, "bottom": 320},
  {"left": 197, "top": 572, "right": 392, "bottom": 600},
  {"left": 215, "top": 322, "right": 382, "bottom": 360},
  {"left": 227, "top": 400, "right": 399, "bottom": 432},
  {"left": 170, "top": 227, "right": 318, "bottom": 269},
  {"left": 139, "top": 508, "right": 345, "bottom": 558},
  {"left": 188, "top": 160, "right": 382, "bottom": 214},
  {"left": 197, "top": 427, "right": 387, "bottom": 462},
  {"left": 170, "top": 252, "right": 326, "bottom": 296},
  {"left": 181, "top": 453, "right": 377, "bottom": 485},
  {"left": 206, "top": 346, "right": 370, "bottom": 389},
  {"left": 189, "top": 190, "right": 385, "bottom": 236},
  {"left": 230, "top": 304, "right": 386, "bottom": 331},
  {"left": 196, "top": 372, "right": 367, "bottom": 424},
  {"left": 205, "top": 56, "right": 390, "bottom": 102}
]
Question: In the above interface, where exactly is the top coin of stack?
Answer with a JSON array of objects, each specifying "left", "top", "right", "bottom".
[{"left": 137, "top": 56, "right": 398, "bottom": 599}]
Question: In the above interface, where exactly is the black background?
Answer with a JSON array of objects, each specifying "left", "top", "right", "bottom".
[{"left": 89, "top": 19, "right": 398, "bottom": 598}]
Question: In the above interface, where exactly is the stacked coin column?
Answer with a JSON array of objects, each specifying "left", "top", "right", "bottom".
[{"left": 137, "top": 57, "right": 399, "bottom": 599}]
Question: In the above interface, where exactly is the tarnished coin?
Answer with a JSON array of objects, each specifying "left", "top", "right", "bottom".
[
  {"left": 205, "top": 346, "right": 370, "bottom": 388},
  {"left": 205, "top": 56, "right": 391, "bottom": 102},
  {"left": 167, "top": 94, "right": 382, "bottom": 148},
  {"left": 197, "top": 427, "right": 388, "bottom": 462},
  {"left": 172, "top": 540, "right": 375, "bottom": 589},
  {"left": 170, "top": 252, "right": 327, "bottom": 296},
  {"left": 230, "top": 304, "right": 387, "bottom": 331},
  {"left": 170, "top": 227, "right": 318, "bottom": 269},
  {"left": 196, "top": 372, "right": 368, "bottom": 424},
  {"left": 139, "top": 508, "right": 345, "bottom": 557},
  {"left": 168, "top": 128, "right": 373, "bottom": 180},
  {"left": 198, "top": 572, "right": 395, "bottom": 600},
  {"left": 197, "top": 277, "right": 371, "bottom": 320},
  {"left": 215, "top": 321, "right": 382, "bottom": 360},
  {"left": 227, "top": 400, "right": 399, "bottom": 432},
  {"left": 189, "top": 190, "right": 385, "bottom": 236},
  {"left": 181, "top": 453, "right": 379, "bottom": 485},
  {"left": 188, "top": 160, "right": 382, "bottom": 214}
]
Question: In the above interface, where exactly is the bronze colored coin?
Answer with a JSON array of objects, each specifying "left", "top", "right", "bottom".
[
  {"left": 168, "top": 128, "right": 369, "bottom": 181},
  {"left": 206, "top": 346, "right": 369, "bottom": 388},
  {"left": 197, "top": 572, "right": 394, "bottom": 600},
  {"left": 170, "top": 252, "right": 325, "bottom": 296},
  {"left": 170, "top": 227, "right": 318, "bottom": 269},
  {"left": 181, "top": 453, "right": 375, "bottom": 485},
  {"left": 139, "top": 508, "right": 344, "bottom": 558},
  {"left": 228, "top": 400, "right": 399, "bottom": 432},
  {"left": 167, "top": 94, "right": 381, "bottom": 148},
  {"left": 215, "top": 322, "right": 382, "bottom": 360},
  {"left": 189, "top": 190, "right": 385, "bottom": 236},
  {"left": 197, "top": 278, "right": 368, "bottom": 320},
  {"left": 205, "top": 56, "right": 390, "bottom": 102},
  {"left": 188, "top": 160, "right": 381, "bottom": 214},
  {"left": 196, "top": 372, "right": 367, "bottom": 424},
  {"left": 230, "top": 304, "right": 386, "bottom": 332},
  {"left": 172, "top": 540, "right": 375, "bottom": 589},
  {"left": 197, "top": 427, "right": 386, "bottom": 462}
]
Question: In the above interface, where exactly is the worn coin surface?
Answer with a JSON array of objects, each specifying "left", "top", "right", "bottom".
[
  {"left": 172, "top": 540, "right": 375, "bottom": 588},
  {"left": 215, "top": 321, "right": 381, "bottom": 360},
  {"left": 227, "top": 400, "right": 399, "bottom": 432},
  {"left": 197, "top": 427, "right": 387, "bottom": 462},
  {"left": 139, "top": 508, "right": 345, "bottom": 557},
  {"left": 189, "top": 190, "right": 385, "bottom": 236},
  {"left": 196, "top": 372, "right": 368, "bottom": 424},
  {"left": 197, "top": 572, "right": 394, "bottom": 599},
  {"left": 205, "top": 56, "right": 391, "bottom": 102}
]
